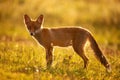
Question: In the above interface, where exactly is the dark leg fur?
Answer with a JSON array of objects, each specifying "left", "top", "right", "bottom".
[
  {"left": 72, "top": 36, "right": 89, "bottom": 68},
  {"left": 45, "top": 46, "right": 53, "bottom": 68}
]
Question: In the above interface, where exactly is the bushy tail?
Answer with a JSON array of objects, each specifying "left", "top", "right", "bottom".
[{"left": 88, "top": 33, "right": 111, "bottom": 72}]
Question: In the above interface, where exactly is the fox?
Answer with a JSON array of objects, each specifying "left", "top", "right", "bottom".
[{"left": 24, "top": 14, "right": 111, "bottom": 72}]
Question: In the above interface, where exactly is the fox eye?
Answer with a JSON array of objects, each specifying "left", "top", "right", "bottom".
[
  {"left": 28, "top": 26, "right": 32, "bottom": 30},
  {"left": 28, "top": 27, "right": 31, "bottom": 30},
  {"left": 27, "top": 26, "right": 30, "bottom": 30}
]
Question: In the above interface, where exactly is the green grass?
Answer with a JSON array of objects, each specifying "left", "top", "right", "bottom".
[
  {"left": 0, "top": 0, "right": 120, "bottom": 79},
  {"left": 0, "top": 41, "right": 120, "bottom": 80},
  {"left": 0, "top": 24, "right": 120, "bottom": 80}
]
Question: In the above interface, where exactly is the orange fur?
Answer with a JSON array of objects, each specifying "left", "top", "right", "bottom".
[{"left": 24, "top": 14, "right": 111, "bottom": 72}]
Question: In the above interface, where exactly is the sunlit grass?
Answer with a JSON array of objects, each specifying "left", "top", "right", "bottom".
[
  {"left": 0, "top": 0, "right": 120, "bottom": 79},
  {"left": 0, "top": 20, "right": 120, "bottom": 80},
  {"left": 0, "top": 40, "right": 120, "bottom": 79}
]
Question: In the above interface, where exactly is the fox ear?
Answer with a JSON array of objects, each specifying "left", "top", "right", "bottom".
[
  {"left": 37, "top": 14, "right": 44, "bottom": 24},
  {"left": 24, "top": 14, "right": 31, "bottom": 24}
]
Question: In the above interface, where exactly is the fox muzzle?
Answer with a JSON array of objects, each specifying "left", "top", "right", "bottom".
[
  {"left": 30, "top": 29, "right": 41, "bottom": 36},
  {"left": 30, "top": 32, "right": 35, "bottom": 36}
]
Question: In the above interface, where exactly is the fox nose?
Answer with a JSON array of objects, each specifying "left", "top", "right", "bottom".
[{"left": 30, "top": 32, "right": 35, "bottom": 36}]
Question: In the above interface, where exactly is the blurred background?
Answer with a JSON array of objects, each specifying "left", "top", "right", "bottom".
[{"left": 0, "top": 0, "right": 120, "bottom": 46}]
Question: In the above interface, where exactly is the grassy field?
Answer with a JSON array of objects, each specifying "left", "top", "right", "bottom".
[
  {"left": 0, "top": 21, "right": 120, "bottom": 80},
  {"left": 0, "top": 0, "right": 120, "bottom": 80}
]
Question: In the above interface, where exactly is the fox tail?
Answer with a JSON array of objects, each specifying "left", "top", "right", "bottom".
[{"left": 88, "top": 33, "right": 111, "bottom": 72}]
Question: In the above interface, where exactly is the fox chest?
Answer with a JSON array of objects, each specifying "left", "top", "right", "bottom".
[{"left": 34, "top": 35, "right": 48, "bottom": 46}]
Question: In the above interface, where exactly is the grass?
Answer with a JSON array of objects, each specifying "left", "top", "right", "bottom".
[
  {"left": 0, "top": 0, "right": 120, "bottom": 79},
  {"left": 0, "top": 23, "right": 120, "bottom": 80},
  {"left": 0, "top": 41, "right": 120, "bottom": 80}
]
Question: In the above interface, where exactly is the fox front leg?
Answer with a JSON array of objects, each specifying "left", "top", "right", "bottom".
[{"left": 45, "top": 46, "right": 53, "bottom": 69}]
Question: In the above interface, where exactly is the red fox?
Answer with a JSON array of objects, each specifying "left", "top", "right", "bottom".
[{"left": 24, "top": 14, "right": 111, "bottom": 72}]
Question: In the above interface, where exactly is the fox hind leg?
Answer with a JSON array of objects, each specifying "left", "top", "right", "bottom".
[{"left": 72, "top": 37, "right": 89, "bottom": 68}]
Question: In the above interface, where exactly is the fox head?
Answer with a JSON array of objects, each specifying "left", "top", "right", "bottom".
[{"left": 24, "top": 14, "right": 44, "bottom": 36}]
